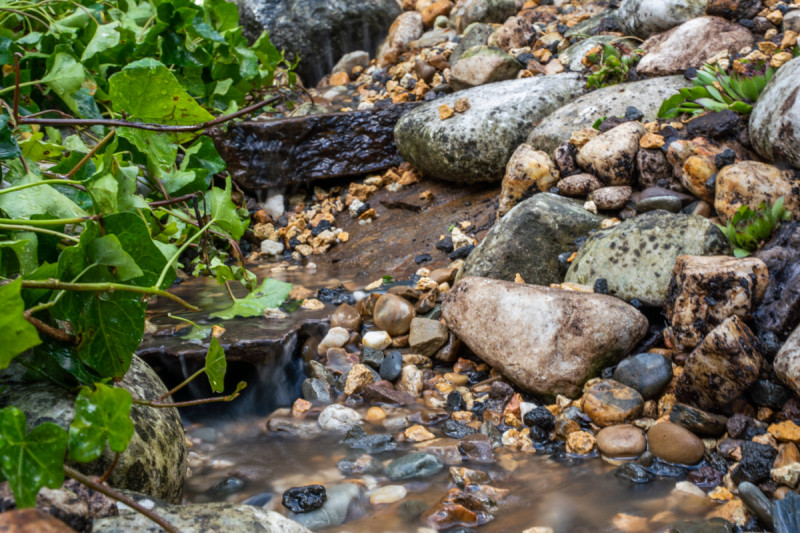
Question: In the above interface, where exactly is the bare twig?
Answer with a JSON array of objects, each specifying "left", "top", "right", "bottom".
[
  {"left": 13, "top": 53, "right": 21, "bottom": 124},
  {"left": 64, "top": 466, "right": 180, "bottom": 533},
  {"left": 23, "top": 311, "right": 76, "bottom": 344},
  {"left": 133, "top": 388, "right": 244, "bottom": 408},
  {"left": 148, "top": 193, "right": 199, "bottom": 208},
  {"left": 66, "top": 129, "right": 116, "bottom": 179},
  {"left": 99, "top": 452, "right": 120, "bottom": 483},
  {"left": 20, "top": 94, "right": 282, "bottom": 132}
]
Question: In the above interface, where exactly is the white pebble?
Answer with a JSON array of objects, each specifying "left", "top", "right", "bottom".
[
  {"left": 318, "top": 404, "right": 362, "bottom": 432},
  {"left": 369, "top": 484, "right": 407, "bottom": 505},
  {"left": 262, "top": 191, "right": 285, "bottom": 220},
  {"left": 363, "top": 330, "right": 392, "bottom": 350},
  {"left": 260, "top": 239, "right": 284, "bottom": 256},
  {"left": 318, "top": 327, "right": 350, "bottom": 356}
]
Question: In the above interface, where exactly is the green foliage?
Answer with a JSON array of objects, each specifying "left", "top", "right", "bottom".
[
  {"left": 0, "top": 407, "right": 67, "bottom": 508},
  {"left": 205, "top": 337, "right": 226, "bottom": 393},
  {"left": 658, "top": 63, "right": 775, "bottom": 119},
  {"left": 716, "top": 197, "right": 791, "bottom": 257},
  {"left": 584, "top": 42, "right": 643, "bottom": 89},
  {"left": 0, "top": 278, "right": 41, "bottom": 368},
  {"left": 68, "top": 383, "right": 134, "bottom": 462},
  {"left": 210, "top": 277, "right": 292, "bottom": 319}
]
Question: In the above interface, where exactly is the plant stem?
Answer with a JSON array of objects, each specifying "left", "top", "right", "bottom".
[
  {"left": 66, "top": 129, "right": 115, "bottom": 179},
  {"left": 133, "top": 390, "right": 243, "bottom": 408},
  {"left": 155, "top": 219, "right": 214, "bottom": 290},
  {"left": 99, "top": 452, "right": 120, "bottom": 483},
  {"left": 20, "top": 279, "right": 200, "bottom": 312},
  {"left": 0, "top": 79, "right": 38, "bottom": 97},
  {"left": 63, "top": 465, "right": 180, "bottom": 533},
  {"left": 0, "top": 216, "right": 96, "bottom": 227},
  {"left": 23, "top": 311, "right": 76, "bottom": 344},
  {"left": 0, "top": 223, "right": 79, "bottom": 242},
  {"left": 157, "top": 367, "right": 206, "bottom": 402},
  {"left": 224, "top": 280, "right": 236, "bottom": 303}
]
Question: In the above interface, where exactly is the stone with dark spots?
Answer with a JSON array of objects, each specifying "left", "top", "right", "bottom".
[
  {"left": 583, "top": 379, "right": 644, "bottom": 427},
  {"left": 0, "top": 356, "right": 186, "bottom": 503},
  {"left": 395, "top": 74, "right": 586, "bottom": 183},
  {"left": 337, "top": 453, "right": 384, "bottom": 476},
  {"left": 211, "top": 103, "right": 420, "bottom": 190},
  {"left": 566, "top": 211, "right": 730, "bottom": 307},
  {"left": 617, "top": 0, "right": 708, "bottom": 37},
  {"left": 705, "top": 0, "right": 762, "bottom": 20},
  {"left": 669, "top": 403, "right": 728, "bottom": 437},
  {"left": 731, "top": 441, "right": 777, "bottom": 484},
  {"left": 361, "top": 381, "right": 417, "bottom": 405},
  {"left": 688, "top": 465, "right": 724, "bottom": 489},
  {"left": 236, "top": 0, "right": 400, "bottom": 86},
  {"left": 441, "top": 420, "right": 478, "bottom": 438},
  {"left": 726, "top": 413, "right": 763, "bottom": 440},
  {"left": 446, "top": 390, "right": 467, "bottom": 412},
  {"left": 750, "top": 56, "right": 800, "bottom": 169},
  {"left": 643, "top": 459, "right": 687, "bottom": 478},
  {"left": 341, "top": 426, "right": 397, "bottom": 453},
  {"left": 457, "top": 193, "right": 603, "bottom": 285}
]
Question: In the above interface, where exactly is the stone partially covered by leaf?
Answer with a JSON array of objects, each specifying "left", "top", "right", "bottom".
[
  {"left": 0, "top": 279, "right": 41, "bottom": 368},
  {"left": 210, "top": 277, "right": 292, "bottom": 320},
  {"left": 205, "top": 337, "right": 226, "bottom": 393},
  {"left": 0, "top": 407, "right": 67, "bottom": 508},
  {"left": 108, "top": 58, "right": 215, "bottom": 125},
  {"left": 68, "top": 382, "right": 134, "bottom": 463}
]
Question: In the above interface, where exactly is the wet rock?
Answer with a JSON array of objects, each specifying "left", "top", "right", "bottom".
[
  {"left": 374, "top": 294, "right": 416, "bottom": 336},
  {"left": 773, "top": 490, "right": 800, "bottom": 532},
  {"left": 669, "top": 403, "right": 728, "bottom": 437},
  {"left": 647, "top": 422, "right": 706, "bottom": 465},
  {"left": 705, "top": 0, "right": 762, "bottom": 20},
  {"left": 449, "top": 466, "right": 490, "bottom": 486},
  {"left": 613, "top": 352, "right": 673, "bottom": 400},
  {"left": 416, "top": 437, "right": 463, "bottom": 465},
  {"left": 714, "top": 161, "right": 800, "bottom": 224},
  {"left": 667, "top": 518, "right": 734, "bottom": 533},
  {"left": 0, "top": 356, "right": 186, "bottom": 504},
  {"left": 409, "top": 317, "right": 448, "bottom": 357},
  {"left": 596, "top": 425, "right": 647, "bottom": 458},
  {"left": 523, "top": 406, "right": 556, "bottom": 430},
  {"left": 459, "top": 433, "right": 496, "bottom": 463},
  {"left": 330, "top": 303, "right": 361, "bottom": 331},
  {"left": 685, "top": 111, "right": 741, "bottom": 139},
  {"left": 566, "top": 211, "right": 729, "bottom": 307},
  {"left": 386, "top": 452, "right": 444, "bottom": 480},
  {"left": 0, "top": 508, "right": 79, "bottom": 533},
  {"left": 267, "top": 416, "right": 325, "bottom": 438},
  {"left": 582, "top": 379, "right": 644, "bottom": 427},
  {"left": 97, "top": 500, "right": 310, "bottom": 532},
  {"left": 755, "top": 222, "right": 800, "bottom": 339},
  {"left": 318, "top": 404, "right": 362, "bottom": 432},
  {"left": 665, "top": 255, "right": 769, "bottom": 350},
  {"left": 422, "top": 502, "right": 481, "bottom": 530},
  {"left": 676, "top": 316, "right": 763, "bottom": 410},
  {"left": 556, "top": 173, "right": 603, "bottom": 198},
  {"left": 528, "top": 76, "right": 691, "bottom": 159},
  {"left": 209, "top": 477, "right": 245, "bottom": 497},
  {"left": 497, "top": 145, "right": 560, "bottom": 218},
  {"left": 318, "top": 327, "right": 350, "bottom": 356},
  {"left": 369, "top": 485, "right": 407, "bottom": 505},
  {"left": 379, "top": 350, "right": 403, "bottom": 381},
  {"left": 637, "top": 148, "right": 675, "bottom": 190},
  {"left": 342, "top": 426, "right": 397, "bottom": 453},
  {"left": 731, "top": 441, "right": 778, "bottom": 484},
  {"left": 397, "top": 365, "right": 424, "bottom": 397},
  {"left": 590, "top": 186, "right": 632, "bottom": 211},
  {"left": 216, "top": 103, "right": 421, "bottom": 189},
  {"left": 750, "top": 380, "right": 792, "bottom": 410},
  {"left": 283, "top": 485, "right": 327, "bottom": 514},
  {"left": 362, "top": 347, "right": 385, "bottom": 370},
  {"left": 449, "top": 0, "right": 522, "bottom": 33},
  {"left": 775, "top": 325, "right": 800, "bottom": 397},
  {"left": 337, "top": 453, "right": 384, "bottom": 476},
  {"left": 362, "top": 381, "right": 417, "bottom": 405},
  {"left": 442, "top": 419, "right": 478, "bottom": 438},
  {"left": 289, "top": 483, "right": 362, "bottom": 531},
  {"left": 450, "top": 45, "right": 522, "bottom": 91},
  {"left": 738, "top": 481, "right": 772, "bottom": 527},
  {"left": 750, "top": 56, "right": 800, "bottom": 170},
  {"left": 637, "top": 17, "right": 753, "bottom": 76},
  {"left": 566, "top": 431, "right": 596, "bottom": 455},
  {"left": 458, "top": 193, "right": 602, "bottom": 285},
  {"left": 395, "top": 74, "right": 585, "bottom": 183},
  {"left": 442, "top": 277, "right": 647, "bottom": 397},
  {"left": 377, "top": 11, "right": 423, "bottom": 67},
  {"left": 617, "top": 0, "right": 708, "bottom": 38},
  {"left": 344, "top": 364, "right": 375, "bottom": 396},
  {"left": 332, "top": 50, "right": 370, "bottom": 76},
  {"left": 576, "top": 122, "right": 645, "bottom": 186},
  {"left": 237, "top": 0, "right": 400, "bottom": 86},
  {"left": 614, "top": 463, "right": 653, "bottom": 483},
  {"left": 446, "top": 390, "right": 466, "bottom": 412}
]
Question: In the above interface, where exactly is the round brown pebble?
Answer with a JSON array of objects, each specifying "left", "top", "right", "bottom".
[
  {"left": 373, "top": 293, "right": 416, "bottom": 336},
  {"left": 596, "top": 424, "right": 647, "bottom": 458},
  {"left": 647, "top": 421, "right": 705, "bottom": 465}
]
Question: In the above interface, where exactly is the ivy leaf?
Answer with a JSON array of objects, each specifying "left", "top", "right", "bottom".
[
  {"left": 86, "top": 235, "right": 144, "bottom": 282},
  {"left": 181, "top": 325, "right": 212, "bottom": 342},
  {"left": 209, "top": 177, "right": 244, "bottom": 240},
  {"left": 0, "top": 238, "right": 37, "bottom": 276},
  {"left": 0, "top": 160, "right": 88, "bottom": 220},
  {"left": 41, "top": 52, "right": 85, "bottom": 102},
  {"left": 19, "top": 132, "right": 65, "bottom": 162},
  {"left": 0, "top": 278, "right": 41, "bottom": 368},
  {"left": 205, "top": 337, "right": 226, "bottom": 393},
  {"left": 210, "top": 277, "right": 291, "bottom": 319},
  {"left": 108, "top": 58, "right": 214, "bottom": 126},
  {"left": 68, "top": 383, "right": 134, "bottom": 463},
  {"left": 81, "top": 22, "right": 121, "bottom": 62},
  {"left": 0, "top": 114, "right": 22, "bottom": 160},
  {"left": 104, "top": 212, "right": 175, "bottom": 289},
  {"left": 0, "top": 407, "right": 67, "bottom": 508}
]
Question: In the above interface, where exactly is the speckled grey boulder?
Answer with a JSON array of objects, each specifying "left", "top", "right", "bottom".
[
  {"left": 95, "top": 501, "right": 310, "bottom": 532},
  {"left": 565, "top": 211, "right": 730, "bottom": 306},
  {"left": 527, "top": 76, "right": 690, "bottom": 155},
  {"left": 0, "top": 356, "right": 187, "bottom": 503},
  {"left": 394, "top": 73, "right": 586, "bottom": 183},
  {"left": 457, "top": 193, "right": 603, "bottom": 285},
  {"left": 449, "top": 0, "right": 522, "bottom": 33},
  {"left": 749, "top": 56, "right": 800, "bottom": 170},
  {"left": 451, "top": 23, "right": 494, "bottom": 63},
  {"left": 450, "top": 45, "right": 522, "bottom": 90},
  {"left": 617, "top": 0, "right": 708, "bottom": 38}
]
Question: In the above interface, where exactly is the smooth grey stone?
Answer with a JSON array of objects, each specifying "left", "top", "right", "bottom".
[
  {"left": 386, "top": 452, "right": 444, "bottom": 480},
  {"left": 613, "top": 352, "right": 673, "bottom": 399}
]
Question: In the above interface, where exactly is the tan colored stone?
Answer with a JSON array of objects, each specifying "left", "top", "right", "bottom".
[
  {"left": 769, "top": 420, "right": 800, "bottom": 444},
  {"left": 647, "top": 422, "right": 705, "bottom": 465},
  {"left": 715, "top": 161, "right": 800, "bottom": 224},
  {"left": 566, "top": 431, "right": 596, "bottom": 455},
  {"left": 497, "top": 144, "right": 560, "bottom": 219},
  {"left": 405, "top": 424, "right": 436, "bottom": 442}
]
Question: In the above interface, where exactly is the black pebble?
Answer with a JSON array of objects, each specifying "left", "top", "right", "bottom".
[
  {"left": 523, "top": 406, "right": 556, "bottom": 430},
  {"left": 446, "top": 390, "right": 466, "bottom": 412},
  {"left": 282, "top": 485, "right": 326, "bottom": 513},
  {"left": 593, "top": 278, "right": 609, "bottom": 295},
  {"left": 415, "top": 254, "right": 432, "bottom": 264},
  {"left": 714, "top": 148, "right": 737, "bottom": 169},
  {"left": 435, "top": 236, "right": 454, "bottom": 253},
  {"left": 449, "top": 244, "right": 474, "bottom": 260},
  {"left": 311, "top": 219, "right": 332, "bottom": 236},
  {"left": 625, "top": 106, "right": 644, "bottom": 121}
]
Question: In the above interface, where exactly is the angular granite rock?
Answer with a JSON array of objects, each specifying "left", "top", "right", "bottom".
[
  {"left": 776, "top": 325, "right": 800, "bottom": 397},
  {"left": 394, "top": 73, "right": 585, "bottom": 183},
  {"left": 442, "top": 277, "right": 648, "bottom": 397}
]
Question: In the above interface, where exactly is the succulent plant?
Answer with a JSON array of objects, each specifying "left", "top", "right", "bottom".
[{"left": 717, "top": 197, "right": 791, "bottom": 257}]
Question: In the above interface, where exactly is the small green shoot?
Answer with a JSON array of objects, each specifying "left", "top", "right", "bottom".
[
  {"left": 716, "top": 197, "right": 791, "bottom": 257},
  {"left": 584, "top": 42, "right": 643, "bottom": 89}
]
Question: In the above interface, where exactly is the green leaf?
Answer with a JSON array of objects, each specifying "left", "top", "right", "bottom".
[
  {"left": 68, "top": 383, "right": 134, "bottom": 462},
  {"left": 205, "top": 337, "right": 226, "bottom": 393},
  {"left": 0, "top": 161, "right": 88, "bottom": 220},
  {"left": 82, "top": 22, "right": 121, "bottom": 62},
  {"left": 0, "top": 114, "right": 21, "bottom": 160},
  {"left": 86, "top": 235, "right": 144, "bottom": 282},
  {"left": 0, "top": 237, "right": 37, "bottom": 276},
  {"left": 210, "top": 277, "right": 292, "bottom": 319},
  {"left": 117, "top": 127, "right": 177, "bottom": 175},
  {"left": 0, "top": 407, "right": 67, "bottom": 508},
  {"left": 0, "top": 279, "right": 41, "bottom": 368},
  {"left": 733, "top": 247, "right": 751, "bottom": 258},
  {"left": 729, "top": 101, "right": 753, "bottom": 113},
  {"left": 657, "top": 93, "right": 686, "bottom": 119},
  {"left": 695, "top": 98, "right": 728, "bottom": 112},
  {"left": 108, "top": 58, "right": 215, "bottom": 126},
  {"left": 41, "top": 53, "right": 85, "bottom": 102},
  {"left": 104, "top": 212, "right": 176, "bottom": 289},
  {"left": 209, "top": 177, "right": 244, "bottom": 240},
  {"left": 181, "top": 325, "right": 212, "bottom": 342},
  {"left": 19, "top": 132, "right": 65, "bottom": 162}
]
